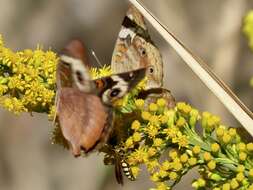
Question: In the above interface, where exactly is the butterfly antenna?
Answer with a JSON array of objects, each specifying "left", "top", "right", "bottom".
[{"left": 91, "top": 50, "right": 103, "bottom": 67}]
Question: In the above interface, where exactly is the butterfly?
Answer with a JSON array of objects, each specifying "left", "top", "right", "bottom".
[
  {"left": 111, "top": 5, "right": 175, "bottom": 108},
  {"left": 55, "top": 39, "right": 146, "bottom": 157},
  {"left": 99, "top": 5, "right": 176, "bottom": 184},
  {"left": 111, "top": 5, "right": 163, "bottom": 90},
  {"left": 54, "top": 5, "right": 175, "bottom": 185}
]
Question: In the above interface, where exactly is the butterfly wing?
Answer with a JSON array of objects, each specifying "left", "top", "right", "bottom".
[
  {"left": 54, "top": 40, "right": 93, "bottom": 137},
  {"left": 56, "top": 40, "right": 147, "bottom": 157},
  {"left": 93, "top": 67, "right": 146, "bottom": 105},
  {"left": 111, "top": 5, "right": 163, "bottom": 89},
  {"left": 138, "top": 88, "right": 176, "bottom": 109},
  {"left": 57, "top": 88, "right": 108, "bottom": 156}
]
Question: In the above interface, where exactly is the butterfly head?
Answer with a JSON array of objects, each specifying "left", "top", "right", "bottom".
[{"left": 94, "top": 68, "right": 146, "bottom": 105}]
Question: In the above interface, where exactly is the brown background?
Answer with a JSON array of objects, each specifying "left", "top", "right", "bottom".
[{"left": 0, "top": 0, "right": 253, "bottom": 189}]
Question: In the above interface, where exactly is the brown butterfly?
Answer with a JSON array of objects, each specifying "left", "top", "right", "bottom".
[
  {"left": 98, "top": 5, "right": 176, "bottom": 184},
  {"left": 111, "top": 5, "right": 163, "bottom": 90},
  {"left": 55, "top": 39, "right": 146, "bottom": 157},
  {"left": 111, "top": 5, "right": 175, "bottom": 108}
]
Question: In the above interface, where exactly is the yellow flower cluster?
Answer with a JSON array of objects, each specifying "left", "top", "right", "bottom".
[
  {"left": 243, "top": 10, "right": 253, "bottom": 50},
  {"left": 243, "top": 10, "right": 253, "bottom": 87},
  {"left": 89, "top": 65, "right": 112, "bottom": 79},
  {"left": 0, "top": 35, "right": 57, "bottom": 115},
  {"left": 114, "top": 100, "right": 253, "bottom": 189},
  {"left": 1, "top": 34, "right": 253, "bottom": 189}
]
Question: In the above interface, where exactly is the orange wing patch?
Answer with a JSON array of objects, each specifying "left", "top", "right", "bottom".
[{"left": 95, "top": 79, "right": 105, "bottom": 89}]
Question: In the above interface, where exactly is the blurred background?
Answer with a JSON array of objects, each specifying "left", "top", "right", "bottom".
[{"left": 0, "top": 0, "right": 253, "bottom": 189}]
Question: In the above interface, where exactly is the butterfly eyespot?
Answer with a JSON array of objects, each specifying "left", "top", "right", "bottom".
[
  {"left": 149, "top": 67, "right": 154, "bottom": 73},
  {"left": 138, "top": 46, "right": 146, "bottom": 56},
  {"left": 75, "top": 71, "right": 83, "bottom": 82},
  {"left": 141, "top": 49, "right": 146, "bottom": 56},
  {"left": 110, "top": 88, "right": 121, "bottom": 97}
]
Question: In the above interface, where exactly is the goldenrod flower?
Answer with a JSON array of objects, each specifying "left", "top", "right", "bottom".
[
  {"left": 203, "top": 152, "right": 212, "bottom": 162},
  {"left": 0, "top": 37, "right": 57, "bottom": 116},
  {"left": 211, "top": 143, "right": 220, "bottom": 153},
  {"left": 239, "top": 152, "right": 247, "bottom": 161},
  {"left": 150, "top": 172, "right": 160, "bottom": 182},
  {"left": 157, "top": 98, "right": 166, "bottom": 107},
  {"left": 249, "top": 185, "right": 253, "bottom": 190},
  {"left": 146, "top": 160, "right": 159, "bottom": 173},
  {"left": 230, "top": 178, "right": 239, "bottom": 189},
  {"left": 177, "top": 102, "right": 191, "bottom": 114},
  {"left": 146, "top": 125, "right": 159, "bottom": 138},
  {"left": 148, "top": 147, "right": 157, "bottom": 157},
  {"left": 160, "top": 115, "right": 169, "bottom": 124},
  {"left": 161, "top": 160, "right": 171, "bottom": 171},
  {"left": 192, "top": 178, "right": 206, "bottom": 188},
  {"left": 131, "top": 166, "right": 140, "bottom": 178},
  {"left": 216, "top": 126, "right": 225, "bottom": 137},
  {"left": 192, "top": 145, "right": 201, "bottom": 155},
  {"left": 247, "top": 142, "right": 253, "bottom": 151},
  {"left": 172, "top": 161, "right": 182, "bottom": 171},
  {"left": 89, "top": 65, "right": 112, "bottom": 79},
  {"left": 169, "top": 172, "right": 177, "bottom": 180},
  {"left": 249, "top": 169, "right": 253, "bottom": 177},
  {"left": 189, "top": 109, "right": 199, "bottom": 127},
  {"left": 190, "top": 109, "right": 199, "bottom": 117},
  {"left": 188, "top": 157, "right": 197, "bottom": 166},
  {"left": 243, "top": 10, "right": 253, "bottom": 50},
  {"left": 222, "top": 133, "right": 231, "bottom": 144},
  {"left": 176, "top": 134, "right": 188, "bottom": 148},
  {"left": 164, "top": 110, "right": 175, "bottom": 126},
  {"left": 228, "top": 128, "right": 237, "bottom": 137},
  {"left": 207, "top": 160, "right": 216, "bottom": 170},
  {"left": 236, "top": 172, "right": 244, "bottom": 182},
  {"left": 135, "top": 99, "right": 145, "bottom": 109},
  {"left": 153, "top": 138, "right": 163, "bottom": 147},
  {"left": 129, "top": 147, "right": 148, "bottom": 164},
  {"left": 125, "top": 137, "right": 134, "bottom": 149},
  {"left": 142, "top": 111, "right": 151, "bottom": 121},
  {"left": 149, "top": 103, "right": 158, "bottom": 112},
  {"left": 222, "top": 183, "right": 230, "bottom": 190},
  {"left": 180, "top": 153, "right": 188, "bottom": 163},
  {"left": 237, "top": 165, "right": 245, "bottom": 173},
  {"left": 163, "top": 125, "right": 178, "bottom": 138},
  {"left": 238, "top": 142, "right": 246, "bottom": 151},
  {"left": 168, "top": 150, "right": 178, "bottom": 160},
  {"left": 133, "top": 132, "right": 142, "bottom": 142},
  {"left": 158, "top": 169, "right": 168, "bottom": 178},
  {"left": 131, "top": 120, "right": 141, "bottom": 131},
  {"left": 176, "top": 117, "right": 186, "bottom": 128},
  {"left": 1, "top": 34, "right": 253, "bottom": 189},
  {"left": 149, "top": 115, "right": 160, "bottom": 125},
  {"left": 202, "top": 111, "right": 211, "bottom": 118}
]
